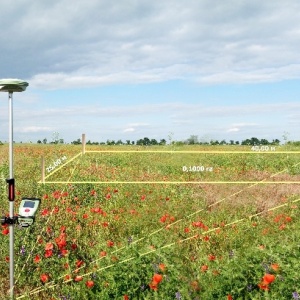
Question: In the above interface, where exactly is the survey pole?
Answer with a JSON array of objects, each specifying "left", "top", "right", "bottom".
[
  {"left": 0, "top": 79, "right": 29, "bottom": 300},
  {"left": 8, "top": 92, "right": 14, "bottom": 298}
]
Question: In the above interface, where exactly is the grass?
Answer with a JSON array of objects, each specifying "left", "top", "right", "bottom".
[{"left": 0, "top": 143, "right": 300, "bottom": 299}]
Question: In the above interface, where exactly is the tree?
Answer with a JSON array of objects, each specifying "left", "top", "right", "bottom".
[
  {"left": 43, "top": 138, "right": 47, "bottom": 144},
  {"left": 150, "top": 139, "right": 158, "bottom": 145},
  {"left": 71, "top": 138, "right": 81, "bottom": 145},
  {"left": 272, "top": 139, "right": 280, "bottom": 145},
  {"left": 159, "top": 139, "right": 166, "bottom": 145},
  {"left": 186, "top": 135, "right": 198, "bottom": 145},
  {"left": 260, "top": 139, "right": 269, "bottom": 145}
]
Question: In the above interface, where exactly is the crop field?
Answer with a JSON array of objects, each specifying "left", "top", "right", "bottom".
[{"left": 0, "top": 144, "right": 300, "bottom": 299}]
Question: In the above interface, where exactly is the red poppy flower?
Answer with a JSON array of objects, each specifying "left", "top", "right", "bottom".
[
  {"left": 201, "top": 265, "right": 208, "bottom": 272},
  {"left": 41, "top": 209, "right": 49, "bottom": 216},
  {"left": 2, "top": 228, "right": 9, "bottom": 235},
  {"left": 208, "top": 254, "right": 216, "bottom": 261},
  {"left": 258, "top": 283, "right": 269, "bottom": 291},
  {"left": 74, "top": 275, "right": 83, "bottom": 282},
  {"left": 40, "top": 273, "right": 49, "bottom": 283},
  {"left": 75, "top": 260, "right": 84, "bottom": 268},
  {"left": 34, "top": 255, "right": 41, "bottom": 264},
  {"left": 152, "top": 274, "right": 163, "bottom": 284},
  {"left": 271, "top": 263, "right": 280, "bottom": 272},
  {"left": 263, "top": 274, "right": 275, "bottom": 284},
  {"left": 44, "top": 250, "right": 53, "bottom": 258},
  {"left": 158, "top": 263, "right": 166, "bottom": 272},
  {"left": 107, "top": 240, "right": 114, "bottom": 247},
  {"left": 86, "top": 280, "right": 94, "bottom": 288},
  {"left": 61, "top": 249, "right": 68, "bottom": 256},
  {"left": 149, "top": 282, "right": 158, "bottom": 290},
  {"left": 45, "top": 242, "right": 53, "bottom": 251},
  {"left": 71, "top": 243, "right": 77, "bottom": 250},
  {"left": 64, "top": 274, "right": 71, "bottom": 281}
]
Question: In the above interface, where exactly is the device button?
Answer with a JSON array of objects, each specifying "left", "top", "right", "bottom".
[{"left": 24, "top": 209, "right": 30, "bottom": 212}]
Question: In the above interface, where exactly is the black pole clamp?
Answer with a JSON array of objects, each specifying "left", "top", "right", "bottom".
[{"left": 6, "top": 178, "right": 15, "bottom": 202}]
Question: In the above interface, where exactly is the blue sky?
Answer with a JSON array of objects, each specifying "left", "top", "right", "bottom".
[{"left": 0, "top": 1, "right": 300, "bottom": 143}]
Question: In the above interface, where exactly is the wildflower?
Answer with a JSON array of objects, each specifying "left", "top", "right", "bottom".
[
  {"left": 227, "top": 295, "right": 233, "bottom": 300},
  {"left": 41, "top": 209, "right": 50, "bottom": 216},
  {"left": 258, "top": 283, "right": 269, "bottom": 291},
  {"left": 160, "top": 215, "right": 167, "bottom": 223},
  {"left": 75, "top": 260, "right": 84, "bottom": 268},
  {"left": 152, "top": 274, "right": 163, "bottom": 284},
  {"left": 107, "top": 240, "right": 114, "bottom": 247},
  {"left": 45, "top": 250, "right": 53, "bottom": 258},
  {"left": 293, "top": 292, "right": 300, "bottom": 299},
  {"left": 20, "top": 245, "right": 26, "bottom": 255},
  {"left": 45, "top": 242, "right": 54, "bottom": 251},
  {"left": 202, "top": 235, "right": 210, "bottom": 241},
  {"left": 175, "top": 291, "right": 181, "bottom": 299},
  {"left": 74, "top": 275, "right": 83, "bottom": 282},
  {"left": 279, "top": 223, "right": 286, "bottom": 230},
  {"left": 263, "top": 274, "right": 275, "bottom": 284},
  {"left": 190, "top": 280, "right": 200, "bottom": 291},
  {"left": 208, "top": 254, "right": 216, "bottom": 261},
  {"left": 201, "top": 265, "right": 208, "bottom": 272},
  {"left": 64, "top": 274, "right": 71, "bottom": 281},
  {"left": 258, "top": 273, "right": 275, "bottom": 290},
  {"left": 270, "top": 263, "right": 280, "bottom": 272},
  {"left": 60, "top": 249, "right": 68, "bottom": 257},
  {"left": 34, "top": 255, "right": 41, "bottom": 264},
  {"left": 159, "top": 263, "right": 166, "bottom": 272},
  {"left": 40, "top": 273, "right": 49, "bottom": 283},
  {"left": 123, "top": 295, "right": 129, "bottom": 300},
  {"left": 85, "top": 280, "right": 94, "bottom": 288},
  {"left": 2, "top": 228, "right": 9, "bottom": 235},
  {"left": 71, "top": 243, "right": 77, "bottom": 250},
  {"left": 149, "top": 273, "right": 163, "bottom": 290}
]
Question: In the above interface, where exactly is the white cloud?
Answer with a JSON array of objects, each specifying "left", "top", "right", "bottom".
[
  {"left": 123, "top": 128, "right": 135, "bottom": 132},
  {"left": 1, "top": 1, "right": 300, "bottom": 86},
  {"left": 227, "top": 128, "right": 240, "bottom": 132},
  {"left": 16, "top": 126, "right": 53, "bottom": 133}
]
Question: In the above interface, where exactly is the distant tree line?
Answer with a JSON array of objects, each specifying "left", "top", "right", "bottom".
[
  {"left": 64, "top": 135, "right": 282, "bottom": 146},
  {"left": 1, "top": 135, "right": 300, "bottom": 146}
]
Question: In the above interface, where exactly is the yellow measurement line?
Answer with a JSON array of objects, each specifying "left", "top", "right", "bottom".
[
  {"left": 40, "top": 181, "right": 300, "bottom": 184},
  {"left": 85, "top": 150, "right": 300, "bottom": 154},
  {"left": 39, "top": 152, "right": 82, "bottom": 183}
]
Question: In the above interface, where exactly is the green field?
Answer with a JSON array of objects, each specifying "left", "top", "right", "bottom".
[{"left": 0, "top": 144, "right": 300, "bottom": 299}]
